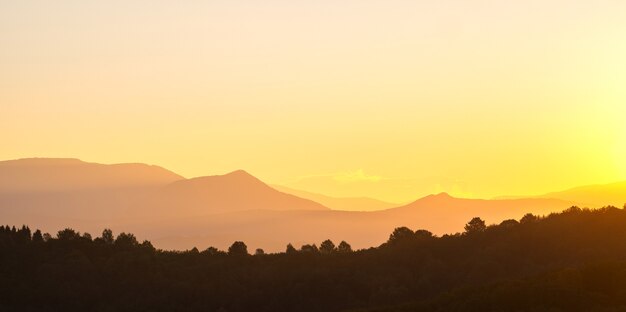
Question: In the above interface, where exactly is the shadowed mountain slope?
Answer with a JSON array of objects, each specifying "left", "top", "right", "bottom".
[
  {"left": 152, "top": 170, "right": 329, "bottom": 214},
  {"left": 0, "top": 160, "right": 329, "bottom": 239}
]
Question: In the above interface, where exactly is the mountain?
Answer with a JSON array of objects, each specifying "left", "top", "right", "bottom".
[
  {"left": 271, "top": 185, "right": 399, "bottom": 211},
  {"left": 152, "top": 170, "right": 329, "bottom": 215},
  {"left": 144, "top": 192, "right": 576, "bottom": 251},
  {"left": 384, "top": 192, "right": 574, "bottom": 234},
  {"left": 0, "top": 158, "right": 183, "bottom": 192},
  {"left": 0, "top": 159, "right": 328, "bottom": 239},
  {"left": 0, "top": 158, "right": 584, "bottom": 252},
  {"left": 538, "top": 181, "right": 626, "bottom": 208},
  {"left": 0, "top": 158, "right": 186, "bottom": 231}
]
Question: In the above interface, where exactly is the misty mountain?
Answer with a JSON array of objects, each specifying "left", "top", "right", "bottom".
[
  {"left": 386, "top": 192, "right": 575, "bottom": 233},
  {"left": 150, "top": 170, "right": 329, "bottom": 215},
  {"left": 0, "top": 158, "right": 183, "bottom": 192},
  {"left": 538, "top": 181, "right": 626, "bottom": 208},
  {"left": 271, "top": 185, "right": 399, "bottom": 211},
  {"left": 0, "top": 159, "right": 331, "bottom": 242},
  {"left": 147, "top": 192, "right": 575, "bottom": 251},
  {"left": 0, "top": 158, "right": 600, "bottom": 252}
]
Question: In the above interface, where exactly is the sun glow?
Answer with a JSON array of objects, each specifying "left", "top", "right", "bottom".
[
  {"left": 1, "top": 1, "right": 626, "bottom": 201},
  {"left": 615, "top": 129, "right": 626, "bottom": 180}
]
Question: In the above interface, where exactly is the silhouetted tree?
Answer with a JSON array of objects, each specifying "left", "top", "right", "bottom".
[
  {"left": 499, "top": 219, "right": 519, "bottom": 228},
  {"left": 141, "top": 240, "right": 155, "bottom": 251},
  {"left": 32, "top": 229, "right": 43, "bottom": 243},
  {"left": 464, "top": 217, "right": 486, "bottom": 234},
  {"left": 82, "top": 232, "right": 92, "bottom": 241},
  {"left": 17, "top": 225, "right": 31, "bottom": 242},
  {"left": 414, "top": 229, "right": 434, "bottom": 239},
  {"left": 286, "top": 243, "right": 297, "bottom": 254},
  {"left": 337, "top": 241, "right": 352, "bottom": 253},
  {"left": 255, "top": 248, "right": 265, "bottom": 255},
  {"left": 300, "top": 244, "right": 319, "bottom": 254},
  {"left": 42, "top": 233, "right": 52, "bottom": 242},
  {"left": 115, "top": 232, "right": 138, "bottom": 247},
  {"left": 320, "top": 239, "right": 336, "bottom": 254},
  {"left": 57, "top": 228, "right": 81, "bottom": 240},
  {"left": 564, "top": 206, "right": 582, "bottom": 214},
  {"left": 520, "top": 213, "right": 538, "bottom": 224},
  {"left": 388, "top": 226, "right": 415, "bottom": 244},
  {"left": 203, "top": 246, "right": 222, "bottom": 255},
  {"left": 101, "top": 228, "right": 114, "bottom": 244},
  {"left": 228, "top": 241, "right": 248, "bottom": 256}
]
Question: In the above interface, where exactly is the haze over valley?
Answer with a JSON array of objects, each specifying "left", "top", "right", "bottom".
[{"left": 1, "top": 158, "right": 622, "bottom": 251}]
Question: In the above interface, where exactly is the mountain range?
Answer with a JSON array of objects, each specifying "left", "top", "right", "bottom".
[
  {"left": 271, "top": 184, "right": 400, "bottom": 211},
  {"left": 0, "top": 158, "right": 623, "bottom": 251}
]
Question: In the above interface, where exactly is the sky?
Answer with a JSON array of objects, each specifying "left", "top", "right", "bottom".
[{"left": 1, "top": 1, "right": 625, "bottom": 203}]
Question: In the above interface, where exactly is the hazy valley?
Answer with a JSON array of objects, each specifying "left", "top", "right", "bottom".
[{"left": 1, "top": 158, "right": 622, "bottom": 252}]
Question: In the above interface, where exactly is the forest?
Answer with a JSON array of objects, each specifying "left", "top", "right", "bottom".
[{"left": 2, "top": 205, "right": 626, "bottom": 312}]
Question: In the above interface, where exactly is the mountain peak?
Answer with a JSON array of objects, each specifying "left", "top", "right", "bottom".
[
  {"left": 0, "top": 158, "right": 85, "bottom": 166},
  {"left": 224, "top": 169, "right": 255, "bottom": 178},
  {"left": 180, "top": 170, "right": 266, "bottom": 189},
  {"left": 0, "top": 158, "right": 183, "bottom": 192},
  {"left": 217, "top": 170, "right": 264, "bottom": 185},
  {"left": 160, "top": 169, "right": 329, "bottom": 213},
  {"left": 428, "top": 192, "right": 453, "bottom": 199}
]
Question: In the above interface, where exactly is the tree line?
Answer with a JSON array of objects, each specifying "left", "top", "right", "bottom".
[
  {"left": 2, "top": 205, "right": 626, "bottom": 311},
  {"left": 0, "top": 225, "right": 354, "bottom": 257}
]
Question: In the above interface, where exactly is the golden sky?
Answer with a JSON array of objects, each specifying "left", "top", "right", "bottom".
[{"left": 1, "top": 1, "right": 626, "bottom": 202}]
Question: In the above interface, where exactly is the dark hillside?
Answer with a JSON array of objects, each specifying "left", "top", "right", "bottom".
[{"left": 2, "top": 205, "right": 626, "bottom": 311}]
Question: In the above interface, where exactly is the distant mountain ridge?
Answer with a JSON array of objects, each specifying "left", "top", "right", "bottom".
[
  {"left": 0, "top": 159, "right": 329, "bottom": 220},
  {"left": 0, "top": 157, "right": 621, "bottom": 251},
  {"left": 538, "top": 181, "right": 626, "bottom": 208},
  {"left": 0, "top": 158, "right": 183, "bottom": 192},
  {"left": 383, "top": 192, "right": 575, "bottom": 234},
  {"left": 494, "top": 181, "right": 626, "bottom": 208},
  {"left": 271, "top": 185, "right": 399, "bottom": 211},
  {"left": 153, "top": 170, "right": 328, "bottom": 214}
]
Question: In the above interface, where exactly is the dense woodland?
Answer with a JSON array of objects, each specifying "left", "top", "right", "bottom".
[{"left": 2, "top": 205, "right": 626, "bottom": 311}]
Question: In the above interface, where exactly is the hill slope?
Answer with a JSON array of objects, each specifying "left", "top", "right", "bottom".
[
  {"left": 152, "top": 170, "right": 329, "bottom": 215},
  {"left": 539, "top": 181, "right": 626, "bottom": 207},
  {"left": 385, "top": 192, "right": 574, "bottom": 233},
  {"left": 0, "top": 158, "right": 583, "bottom": 251},
  {"left": 0, "top": 158, "right": 183, "bottom": 192},
  {"left": 0, "top": 159, "right": 329, "bottom": 238},
  {"left": 144, "top": 193, "right": 576, "bottom": 251},
  {"left": 3, "top": 206, "right": 626, "bottom": 312}
]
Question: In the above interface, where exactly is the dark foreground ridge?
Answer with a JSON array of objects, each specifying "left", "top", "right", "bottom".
[{"left": 2, "top": 205, "right": 626, "bottom": 311}]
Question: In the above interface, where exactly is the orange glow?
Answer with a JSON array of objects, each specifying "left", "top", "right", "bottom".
[{"left": 1, "top": 1, "right": 626, "bottom": 203}]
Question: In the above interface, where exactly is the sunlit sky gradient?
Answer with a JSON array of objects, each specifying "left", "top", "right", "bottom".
[{"left": 1, "top": 1, "right": 626, "bottom": 202}]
